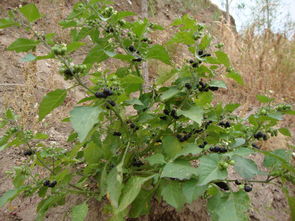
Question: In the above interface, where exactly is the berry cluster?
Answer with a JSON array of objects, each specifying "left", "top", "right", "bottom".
[
  {"left": 163, "top": 109, "right": 180, "bottom": 120},
  {"left": 51, "top": 44, "right": 67, "bottom": 56},
  {"left": 128, "top": 122, "right": 139, "bottom": 131},
  {"left": 113, "top": 131, "right": 121, "bottom": 136},
  {"left": 176, "top": 133, "right": 192, "bottom": 142},
  {"left": 218, "top": 121, "right": 231, "bottom": 128},
  {"left": 43, "top": 180, "right": 57, "bottom": 188},
  {"left": 197, "top": 81, "right": 218, "bottom": 92},
  {"left": 210, "top": 146, "right": 228, "bottom": 153},
  {"left": 95, "top": 88, "right": 114, "bottom": 99},
  {"left": 132, "top": 159, "right": 144, "bottom": 167},
  {"left": 198, "top": 141, "right": 207, "bottom": 148},
  {"left": 254, "top": 131, "right": 268, "bottom": 140}
]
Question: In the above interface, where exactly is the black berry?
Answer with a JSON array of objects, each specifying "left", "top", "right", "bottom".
[
  {"left": 107, "top": 100, "right": 116, "bottom": 107},
  {"left": 48, "top": 181, "right": 57, "bottom": 188},
  {"left": 199, "top": 141, "right": 207, "bottom": 148},
  {"left": 244, "top": 185, "right": 252, "bottom": 192},
  {"left": 43, "top": 180, "right": 50, "bottom": 187},
  {"left": 171, "top": 109, "right": 179, "bottom": 119},
  {"left": 251, "top": 143, "right": 260, "bottom": 149},
  {"left": 254, "top": 131, "right": 265, "bottom": 139},
  {"left": 132, "top": 57, "right": 143, "bottom": 62},
  {"left": 198, "top": 50, "right": 204, "bottom": 56},
  {"left": 113, "top": 132, "right": 121, "bottom": 136},
  {"left": 128, "top": 45, "right": 136, "bottom": 52},
  {"left": 24, "top": 150, "right": 33, "bottom": 156},
  {"left": 95, "top": 92, "right": 107, "bottom": 99},
  {"left": 234, "top": 180, "right": 241, "bottom": 185},
  {"left": 215, "top": 182, "right": 229, "bottom": 191},
  {"left": 192, "top": 62, "right": 198, "bottom": 68},
  {"left": 155, "top": 139, "right": 162, "bottom": 143},
  {"left": 163, "top": 109, "right": 170, "bottom": 115},
  {"left": 130, "top": 123, "right": 136, "bottom": 129},
  {"left": 209, "top": 86, "right": 218, "bottom": 91},
  {"left": 200, "top": 53, "right": 211, "bottom": 58},
  {"left": 103, "top": 88, "right": 113, "bottom": 96},
  {"left": 132, "top": 160, "right": 144, "bottom": 167},
  {"left": 185, "top": 83, "right": 192, "bottom": 89},
  {"left": 189, "top": 59, "right": 194, "bottom": 64},
  {"left": 160, "top": 116, "right": 167, "bottom": 120}
]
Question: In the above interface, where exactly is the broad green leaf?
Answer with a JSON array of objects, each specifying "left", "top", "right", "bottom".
[
  {"left": 160, "top": 87, "right": 180, "bottom": 101},
  {"left": 13, "top": 168, "right": 26, "bottom": 188},
  {"left": 171, "top": 15, "right": 196, "bottom": 30},
  {"left": 0, "top": 18, "right": 19, "bottom": 29},
  {"left": 5, "top": 109, "right": 15, "bottom": 120},
  {"left": 215, "top": 51, "right": 230, "bottom": 68},
  {"left": 121, "top": 74, "right": 143, "bottom": 93},
  {"left": 224, "top": 103, "right": 240, "bottom": 112},
  {"left": 84, "top": 142, "right": 102, "bottom": 164},
  {"left": 278, "top": 128, "right": 291, "bottom": 137},
  {"left": 226, "top": 71, "right": 244, "bottom": 85},
  {"left": 146, "top": 45, "right": 171, "bottom": 65},
  {"left": 125, "top": 99, "right": 144, "bottom": 106},
  {"left": 197, "top": 154, "right": 227, "bottom": 185},
  {"left": 71, "top": 202, "right": 88, "bottom": 221},
  {"left": 209, "top": 80, "right": 227, "bottom": 89},
  {"left": 131, "top": 19, "right": 148, "bottom": 37},
  {"left": 156, "top": 69, "right": 177, "bottom": 85},
  {"left": 199, "top": 34, "right": 212, "bottom": 50},
  {"left": 83, "top": 45, "right": 109, "bottom": 64},
  {"left": 129, "top": 190, "right": 152, "bottom": 218},
  {"left": 117, "top": 176, "right": 153, "bottom": 213},
  {"left": 19, "top": 4, "right": 42, "bottom": 22},
  {"left": 178, "top": 105, "right": 204, "bottom": 125},
  {"left": 0, "top": 189, "right": 19, "bottom": 207},
  {"left": 175, "top": 143, "right": 202, "bottom": 159},
  {"left": 231, "top": 138, "right": 245, "bottom": 148},
  {"left": 7, "top": 38, "right": 39, "bottom": 52},
  {"left": 161, "top": 182, "right": 186, "bottom": 210},
  {"left": 70, "top": 106, "right": 103, "bottom": 142},
  {"left": 107, "top": 168, "right": 122, "bottom": 208},
  {"left": 161, "top": 160, "right": 198, "bottom": 180},
  {"left": 146, "top": 153, "right": 166, "bottom": 166},
  {"left": 182, "top": 180, "right": 207, "bottom": 204},
  {"left": 256, "top": 95, "right": 274, "bottom": 103},
  {"left": 169, "top": 31, "right": 195, "bottom": 45},
  {"left": 38, "top": 89, "right": 67, "bottom": 121},
  {"left": 162, "top": 136, "right": 182, "bottom": 159},
  {"left": 33, "top": 133, "right": 49, "bottom": 140},
  {"left": 208, "top": 191, "right": 250, "bottom": 221},
  {"left": 263, "top": 149, "right": 292, "bottom": 168},
  {"left": 67, "top": 42, "right": 85, "bottom": 52},
  {"left": 233, "top": 156, "right": 260, "bottom": 179}
]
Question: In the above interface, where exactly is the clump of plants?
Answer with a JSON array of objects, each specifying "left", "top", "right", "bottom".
[{"left": 0, "top": 1, "right": 294, "bottom": 221}]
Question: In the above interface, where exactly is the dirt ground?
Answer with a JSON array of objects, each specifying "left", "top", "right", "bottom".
[{"left": 0, "top": 0, "right": 294, "bottom": 220}]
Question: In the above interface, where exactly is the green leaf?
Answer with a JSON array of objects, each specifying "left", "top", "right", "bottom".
[
  {"left": 178, "top": 105, "right": 204, "bottom": 125},
  {"left": 38, "top": 89, "right": 67, "bottom": 121},
  {"left": 129, "top": 190, "right": 152, "bottom": 218},
  {"left": 233, "top": 156, "right": 260, "bottom": 179},
  {"left": 84, "top": 142, "right": 102, "bottom": 164},
  {"left": 162, "top": 136, "right": 182, "bottom": 159},
  {"left": 83, "top": 45, "right": 109, "bottom": 64},
  {"left": 160, "top": 87, "right": 180, "bottom": 101},
  {"left": 121, "top": 74, "right": 143, "bottom": 93},
  {"left": 182, "top": 180, "right": 207, "bottom": 204},
  {"left": 278, "top": 128, "right": 291, "bottom": 137},
  {"left": 0, "top": 189, "right": 19, "bottom": 207},
  {"left": 70, "top": 106, "right": 103, "bottom": 142},
  {"left": 33, "top": 133, "right": 49, "bottom": 140},
  {"left": 175, "top": 143, "right": 202, "bottom": 159},
  {"left": 199, "top": 34, "right": 212, "bottom": 50},
  {"left": 125, "top": 99, "right": 144, "bottom": 106},
  {"left": 226, "top": 71, "right": 244, "bottom": 85},
  {"left": 161, "top": 182, "right": 186, "bottom": 210},
  {"left": 5, "top": 109, "right": 15, "bottom": 120},
  {"left": 197, "top": 154, "right": 227, "bottom": 185},
  {"left": 146, "top": 45, "right": 171, "bottom": 65},
  {"left": 209, "top": 80, "right": 227, "bottom": 89},
  {"left": 161, "top": 160, "right": 198, "bottom": 180},
  {"left": 19, "top": 4, "right": 42, "bottom": 22},
  {"left": 0, "top": 18, "right": 19, "bottom": 29},
  {"left": 156, "top": 69, "right": 177, "bottom": 85},
  {"left": 287, "top": 195, "right": 295, "bottom": 221},
  {"left": 263, "top": 149, "right": 292, "bottom": 168},
  {"left": 117, "top": 176, "right": 153, "bottom": 213},
  {"left": 71, "top": 202, "right": 88, "bottom": 221},
  {"left": 146, "top": 153, "right": 166, "bottom": 166},
  {"left": 107, "top": 168, "right": 123, "bottom": 208},
  {"left": 67, "top": 42, "right": 85, "bottom": 53},
  {"left": 215, "top": 51, "right": 230, "bottom": 68},
  {"left": 224, "top": 103, "right": 240, "bottom": 112},
  {"left": 256, "top": 95, "right": 274, "bottom": 103},
  {"left": 208, "top": 191, "right": 250, "bottom": 221},
  {"left": 7, "top": 38, "right": 40, "bottom": 52}
]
